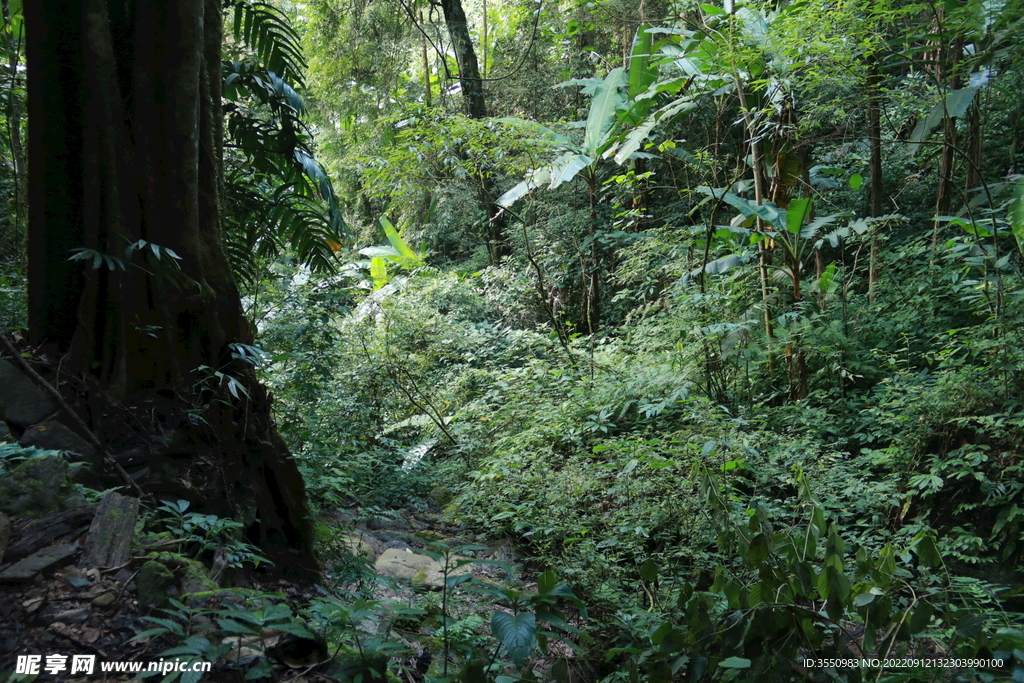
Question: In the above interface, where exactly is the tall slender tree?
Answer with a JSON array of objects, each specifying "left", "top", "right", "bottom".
[{"left": 24, "top": 0, "right": 317, "bottom": 575}]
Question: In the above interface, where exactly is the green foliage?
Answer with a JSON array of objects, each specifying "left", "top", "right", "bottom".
[
  {"left": 229, "top": 1, "right": 1024, "bottom": 680},
  {"left": 151, "top": 499, "right": 270, "bottom": 570},
  {"left": 221, "top": 2, "right": 346, "bottom": 288}
]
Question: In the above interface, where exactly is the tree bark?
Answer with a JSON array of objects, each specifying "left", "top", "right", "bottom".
[
  {"left": 867, "top": 63, "right": 883, "bottom": 301},
  {"left": 439, "top": 0, "right": 486, "bottom": 119},
  {"left": 438, "top": 0, "right": 510, "bottom": 262},
  {"left": 25, "top": 0, "right": 317, "bottom": 577}
]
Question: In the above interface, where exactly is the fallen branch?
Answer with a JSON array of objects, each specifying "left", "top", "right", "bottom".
[{"left": 0, "top": 329, "right": 147, "bottom": 499}]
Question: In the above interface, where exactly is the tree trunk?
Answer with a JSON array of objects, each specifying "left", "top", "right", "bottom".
[
  {"left": 25, "top": 0, "right": 317, "bottom": 577},
  {"left": 867, "top": 63, "right": 883, "bottom": 301},
  {"left": 439, "top": 0, "right": 486, "bottom": 120},
  {"left": 438, "top": 0, "right": 510, "bottom": 262},
  {"left": 933, "top": 34, "right": 962, "bottom": 248}
]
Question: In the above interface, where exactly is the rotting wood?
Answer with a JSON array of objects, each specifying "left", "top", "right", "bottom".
[{"left": 79, "top": 491, "right": 139, "bottom": 569}]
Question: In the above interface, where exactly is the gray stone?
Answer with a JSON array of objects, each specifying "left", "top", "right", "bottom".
[
  {"left": 0, "top": 544, "right": 76, "bottom": 582},
  {"left": 0, "top": 360, "right": 59, "bottom": 429},
  {"left": 340, "top": 533, "right": 377, "bottom": 561},
  {"left": 381, "top": 539, "right": 412, "bottom": 552},
  {"left": 0, "top": 511, "right": 9, "bottom": 563},
  {"left": 19, "top": 421, "right": 99, "bottom": 467},
  {"left": 0, "top": 455, "right": 80, "bottom": 517},
  {"left": 373, "top": 548, "right": 473, "bottom": 589}
]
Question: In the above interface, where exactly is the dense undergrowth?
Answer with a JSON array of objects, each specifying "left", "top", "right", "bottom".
[
  {"left": 247, "top": 206, "right": 1024, "bottom": 680},
  {"left": 0, "top": 0, "right": 1022, "bottom": 679}
]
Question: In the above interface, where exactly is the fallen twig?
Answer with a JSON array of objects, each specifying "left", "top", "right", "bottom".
[{"left": 0, "top": 329, "right": 147, "bottom": 499}]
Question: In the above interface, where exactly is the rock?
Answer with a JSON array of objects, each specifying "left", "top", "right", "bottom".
[
  {"left": 0, "top": 455, "right": 83, "bottom": 517},
  {"left": 0, "top": 360, "right": 60, "bottom": 429},
  {"left": 0, "top": 511, "right": 9, "bottom": 563},
  {"left": 426, "top": 486, "right": 453, "bottom": 509},
  {"left": 373, "top": 548, "right": 473, "bottom": 589},
  {"left": 137, "top": 560, "right": 177, "bottom": 609},
  {"left": 5, "top": 506, "right": 96, "bottom": 559},
  {"left": 177, "top": 557, "right": 218, "bottom": 594},
  {"left": 0, "top": 421, "right": 11, "bottom": 442},
  {"left": 68, "top": 462, "right": 102, "bottom": 488},
  {"left": 19, "top": 421, "right": 99, "bottom": 467},
  {"left": 381, "top": 539, "right": 412, "bottom": 552},
  {"left": 92, "top": 591, "right": 117, "bottom": 609},
  {"left": 0, "top": 544, "right": 77, "bottom": 582},
  {"left": 340, "top": 534, "right": 377, "bottom": 561},
  {"left": 363, "top": 513, "right": 410, "bottom": 531}
]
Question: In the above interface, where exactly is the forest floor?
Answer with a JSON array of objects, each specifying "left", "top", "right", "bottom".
[{"left": 0, "top": 495, "right": 526, "bottom": 683}]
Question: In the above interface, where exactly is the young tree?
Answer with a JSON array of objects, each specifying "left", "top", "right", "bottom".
[{"left": 24, "top": 0, "right": 317, "bottom": 575}]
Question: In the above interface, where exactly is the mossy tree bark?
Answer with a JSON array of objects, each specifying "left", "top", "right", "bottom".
[{"left": 24, "top": 0, "right": 317, "bottom": 576}]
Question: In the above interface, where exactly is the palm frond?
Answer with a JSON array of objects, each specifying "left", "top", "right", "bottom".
[{"left": 225, "top": 0, "right": 306, "bottom": 88}]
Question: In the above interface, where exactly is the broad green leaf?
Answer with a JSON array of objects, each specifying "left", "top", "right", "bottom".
[
  {"left": 611, "top": 116, "right": 659, "bottom": 165},
  {"left": 786, "top": 197, "right": 811, "bottom": 235},
  {"left": 498, "top": 168, "right": 551, "bottom": 207},
  {"left": 537, "top": 570, "right": 557, "bottom": 595},
  {"left": 955, "top": 613, "right": 985, "bottom": 639},
  {"left": 491, "top": 612, "right": 537, "bottom": 666},
  {"left": 853, "top": 592, "right": 876, "bottom": 607},
  {"left": 915, "top": 534, "right": 942, "bottom": 568},
  {"left": 1011, "top": 176, "right": 1024, "bottom": 241},
  {"left": 613, "top": 98, "right": 696, "bottom": 164},
  {"left": 908, "top": 88, "right": 978, "bottom": 152},
  {"left": 548, "top": 153, "right": 594, "bottom": 189},
  {"left": 379, "top": 216, "right": 416, "bottom": 260},
  {"left": 584, "top": 67, "right": 625, "bottom": 157},
  {"left": 908, "top": 601, "right": 934, "bottom": 634},
  {"left": 697, "top": 187, "right": 786, "bottom": 229},
  {"left": 370, "top": 257, "right": 388, "bottom": 289},
  {"left": 639, "top": 559, "right": 659, "bottom": 583},
  {"left": 719, "top": 657, "right": 751, "bottom": 668},
  {"left": 849, "top": 173, "right": 863, "bottom": 190},
  {"left": 628, "top": 27, "right": 657, "bottom": 98}
]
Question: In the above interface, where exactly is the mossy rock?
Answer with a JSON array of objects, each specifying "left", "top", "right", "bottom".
[
  {"left": 426, "top": 486, "right": 453, "bottom": 509},
  {"left": 138, "top": 552, "right": 219, "bottom": 604},
  {"left": 0, "top": 455, "right": 83, "bottom": 517},
  {"left": 137, "top": 560, "right": 177, "bottom": 609},
  {"left": 177, "top": 556, "right": 219, "bottom": 594}
]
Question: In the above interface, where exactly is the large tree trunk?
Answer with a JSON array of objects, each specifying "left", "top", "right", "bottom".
[
  {"left": 25, "top": 0, "right": 317, "bottom": 576},
  {"left": 439, "top": 0, "right": 486, "bottom": 120},
  {"left": 438, "top": 0, "right": 509, "bottom": 262}
]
